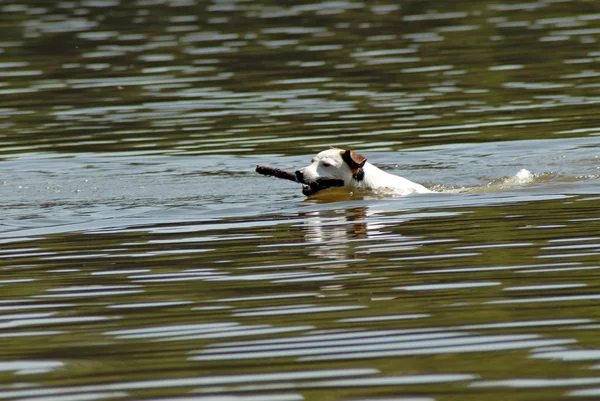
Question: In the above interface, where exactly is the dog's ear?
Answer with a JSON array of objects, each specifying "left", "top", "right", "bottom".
[{"left": 341, "top": 149, "right": 367, "bottom": 169}]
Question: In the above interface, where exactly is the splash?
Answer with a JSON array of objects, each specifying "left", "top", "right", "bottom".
[
  {"left": 430, "top": 169, "right": 537, "bottom": 194},
  {"left": 504, "top": 168, "right": 535, "bottom": 185}
]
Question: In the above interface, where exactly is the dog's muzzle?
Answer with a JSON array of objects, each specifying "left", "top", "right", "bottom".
[{"left": 295, "top": 170, "right": 344, "bottom": 196}]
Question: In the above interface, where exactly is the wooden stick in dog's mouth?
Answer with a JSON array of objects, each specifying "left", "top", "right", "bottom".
[
  {"left": 255, "top": 165, "right": 344, "bottom": 196},
  {"left": 255, "top": 165, "right": 298, "bottom": 182},
  {"left": 301, "top": 177, "right": 345, "bottom": 196}
]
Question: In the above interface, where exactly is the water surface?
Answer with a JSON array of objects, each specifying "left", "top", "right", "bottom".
[{"left": 1, "top": 1, "right": 600, "bottom": 401}]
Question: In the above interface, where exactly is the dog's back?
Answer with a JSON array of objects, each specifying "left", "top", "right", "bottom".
[
  {"left": 296, "top": 148, "right": 431, "bottom": 196},
  {"left": 355, "top": 162, "right": 431, "bottom": 195}
]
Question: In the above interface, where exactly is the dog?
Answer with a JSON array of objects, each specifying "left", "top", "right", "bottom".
[{"left": 295, "top": 148, "right": 432, "bottom": 196}]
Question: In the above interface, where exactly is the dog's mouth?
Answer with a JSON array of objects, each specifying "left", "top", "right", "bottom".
[{"left": 301, "top": 178, "right": 345, "bottom": 196}]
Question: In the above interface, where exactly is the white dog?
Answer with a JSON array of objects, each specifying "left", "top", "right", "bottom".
[{"left": 295, "top": 148, "right": 431, "bottom": 196}]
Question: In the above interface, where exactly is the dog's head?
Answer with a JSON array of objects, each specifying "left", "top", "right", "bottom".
[{"left": 295, "top": 148, "right": 367, "bottom": 196}]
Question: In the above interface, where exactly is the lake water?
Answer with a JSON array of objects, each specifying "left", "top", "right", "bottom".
[{"left": 1, "top": 1, "right": 600, "bottom": 401}]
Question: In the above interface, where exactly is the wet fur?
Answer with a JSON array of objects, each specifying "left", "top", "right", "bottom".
[{"left": 295, "top": 148, "right": 431, "bottom": 196}]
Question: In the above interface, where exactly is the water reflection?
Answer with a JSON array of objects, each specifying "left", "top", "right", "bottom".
[
  {"left": 2, "top": 190, "right": 600, "bottom": 400},
  {"left": 300, "top": 206, "right": 381, "bottom": 260},
  {"left": 3, "top": 1, "right": 600, "bottom": 156},
  {"left": 2, "top": 0, "right": 600, "bottom": 400}
]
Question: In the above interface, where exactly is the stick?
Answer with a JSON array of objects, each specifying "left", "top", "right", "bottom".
[
  {"left": 255, "top": 165, "right": 298, "bottom": 183},
  {"left": 315, "top": 178, "right": 344, "bottom": 187},
  {"left": 256, "top": 165, "right": 345, "bottom": 194}
]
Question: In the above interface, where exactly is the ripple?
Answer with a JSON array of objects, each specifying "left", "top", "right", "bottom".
[
  {"left": 161, "top": 395, "right": 304, "bottom": 401},
  {"left": 404, "top": 12, "right": 468, "bottom": 21},
  {"left": 351, "top": 49, "right": 417, "bottom": 58},
  {"left": 0, "top": 369, "right": 379, "bottom": 398},
  {"left": 418, "top": 262, "right": 580, "bottom": 274},
  {"left": 390, "top": 252, "right": 480, "bottom": 261},
  {"left": 211, "top": 293, "right": 318, "bottom": 302},
  {"left": 299, "top": 337, "right": 575, "bottom": 362},
  {"left": 458, "top": 318, "right": 591, "bottom": 330},
  {"left": 232, "top": 304, "right": 367, "bottom": 317},
  {"left": 395, "top": 282, "right": 500, "bottom": 291},
  {"left": 503, "top": 284, "right": 586, "bottom": 291},
  {"left": 0, "top": 302, "right": 74, "bottom": 311},
  {"left": 33, "top": 290, "right": 143, "bottom": 298},
  {"left": 454, "top": 242, "right": 532, "bottom": 250},
  {"left": 107, "top": 300, "right": 193, "bottom": 309},
  {"left": 570, "top": 388, "right": 600, "bottom": 397},
  {"left": 2, "top": 2, "right": 600, "bottom": 400},
  {"left": 0, "top": 360, "right": 64, "bottom": 375},
  {"left": 191, "top": 375, "right": 476, "bottom": 394},
  {"left": 190, "top": 328, "right": 573, "bottom": 362},
  {"left": 305, "top": 373, "right": 476, "bottom": 387},
  {"left": 0, "top": 315, "right": 116, "bottom": 329},
  {"left": 488, "top": 294, "right": 600, "bottom": 304},
  {"left": 472, "top": 377, "right": 600, "bottom": 388},
  {"left": 402, "top": 65, "right": 454, "bottom": 73},
  {"left": 338, "top": 314, "right": 430, "bottom": 323},
  {"left": 192, "top": 331, "right": 467, "bottom": 361},
  {"left": 531, "top": 349, "right": 600, "bottom": 361},
  {"left": 106, "top": 323, "right": 239, "bottom": 339}
]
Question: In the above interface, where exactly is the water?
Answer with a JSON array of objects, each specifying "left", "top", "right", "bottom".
[{"left": 1, "top": 1, "right": 600, "bottom": 401}]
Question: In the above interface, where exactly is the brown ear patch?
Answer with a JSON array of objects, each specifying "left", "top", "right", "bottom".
[{"left": 340, "top": 149, "right": 367, "bottom": 174}]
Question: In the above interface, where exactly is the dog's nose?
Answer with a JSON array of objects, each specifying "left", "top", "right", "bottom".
[{"left": 295, "top": 170, "right": 304, "bottom": 182}]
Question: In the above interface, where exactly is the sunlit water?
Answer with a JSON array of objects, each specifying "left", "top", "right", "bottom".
[{"left": 1, "top": 1, "right": 600, "bottom": 401}]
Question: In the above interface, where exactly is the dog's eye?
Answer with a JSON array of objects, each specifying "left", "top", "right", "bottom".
[{"left": 322, "top": 162, "right": 332, "bottom": 167}]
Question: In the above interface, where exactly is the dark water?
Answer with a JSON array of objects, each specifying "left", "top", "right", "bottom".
[{"left": 1, "top": 1, "right": 600, "bottom": 401}]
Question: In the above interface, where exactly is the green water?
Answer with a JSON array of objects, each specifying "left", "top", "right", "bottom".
[{"left": 1, "top": 1, "right": 600, "bottom": 401}]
